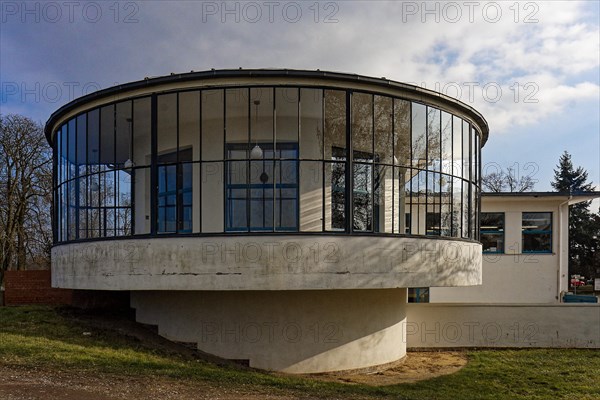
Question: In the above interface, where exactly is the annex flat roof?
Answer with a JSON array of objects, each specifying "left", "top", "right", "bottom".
[{"left": 483, "top": 191, "right": 600, "bottom": 205}]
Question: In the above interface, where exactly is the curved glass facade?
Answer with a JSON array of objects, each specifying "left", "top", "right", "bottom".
[{"left": 52, "top": 86, "right": 482, "bottom": 243}]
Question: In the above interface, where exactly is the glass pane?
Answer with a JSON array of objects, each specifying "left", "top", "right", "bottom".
[
  {"left": 462, "top": 120, "right": 470, "bottom": 182},
  {"left": 61, "top": 124, "right": 68, "bottom": 184},
  {"left": 116, "top": 169, "right": 132, "bottom": 233},
  {"left": 325, "top": 161, "right": 346, "bottom": 231},
  {"left": 226, "top": 88, "right": 248, "bottom": 152},
  {"left": 408, "top": 168, "right": 424, "bottom": 235},
  {"left": 452, "top": 177, "right": 462, "bottom": 237},
  {"left": 523, "top": 233, "right": 552, "bottom": 252},
  {"left": 427, "top": 107, "right": 441, "bottom": 172},
  {"left": 324, "top": 90, "right": 346, "bottom": 160},
  {"left": 441, "top": 112, "right": 452, "bottom": 176},
  {"left": 250, "top": 87, "right": 273, "bottom": 146},
  {"left": 67, "top": 118, "right": 76, "bottom": 180},
  {"left": 440, "top": 173, "right": 452, "bottom": 237},
  {"left": 250, "top": 159, "right": 274, "bottom": 231},
  {"left": 276, "top": 88, "right": 299, "bottom": 146},
  {"left": 179, "top": 91, "right": 200, "bottom": 162},
  {"left": 462, "top": 180, "right": 469, "bottom": 238},
  {"left": 300, "top": 88, "right": 323, "bottom": 159},
  {"left": 481, "top": 212, "right": 504, "bottom": 252},
  {"left": 394, "top": 99, "right": 410, "bottom": 167},
  {"left": 452, "top": 116, "right": 462, "bottom": 178},
  {"left": 353, "top": 162, "right": 372, "bottom": 231},
  {"left": 352, "top": 92, "right": 373, "bottom": 160},
  {"left": 300, "top": 160, "right": 323, "bottom": 231},
  {"left": 226, "top": 157, "right": 248, "bottom": 231},
  {"left": 115, "top": 101, "right": 132, "bottom": 166},
  {"left": 523, "top": 212, "right": 552, "bottom": 231},
  {"left": 411, "top": 103, "right": 426, "bottom": 169},
  {"left": 87, "top": 109, "right": 100, "bottom": 166},
  {"left": 395, "top": 166, "right": 410, "bottom": 234},
  {"left": 374, "top": 96, "right": 393, "bottom": 165},
  {"left": 374, "top": 164, "right": 393, "bottom": 233},
  {"left": 201, "top": 162, "right": 224, "bottom": 232},
  {"left": 426, "top": 172, "right": 441, "bottom": 236},
  {"left": 180, "top": 160, "right": 193, "bottom": 233},
  {"left": 202, "top": 90, "right": 224, "bottom": 161},
  {"left": 133, "top": 97, "right": 151, "bottom": 167},
  {"left": 133, "top": 166, "right": 151, "bottom": 235},
  {"left": 100, "top": 105, "right": 114, "bottom": 166},
  {"left": 76, "top": 114, "right": 86, "bottom": 175},
  {"left": 67, "top": 179, "right": 76, "bottom": 240},
  {"left": 103, "top": 170, "right": 115, "bottom": 207},
  {"left": 523, "top": 212, "right": 553, "bottom": 253},
  {"left": 157, "top": 93, "right": 177, "bottom": 161}
]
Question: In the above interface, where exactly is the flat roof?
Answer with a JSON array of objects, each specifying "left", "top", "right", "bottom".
[
  {"left": 44, "top": 68, "right": 489, "bottom": 146},
  {"left": 483, "top": 191, "right": 600, "bottom": 204}
]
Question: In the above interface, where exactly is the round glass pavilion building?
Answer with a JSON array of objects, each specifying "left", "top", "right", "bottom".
[{"left": 47, "top": 69, "right": 488, "bottom": 373}]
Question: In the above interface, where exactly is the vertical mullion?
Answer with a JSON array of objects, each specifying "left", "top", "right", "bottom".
[
  {"left": 246, "top": 88, "right": 251, "bottom": 231},
  {"left": 272, "top": 87, "right": 276, "bottom": 232},
  {"left": 176, "top": 93, "right": 181, "bottom": 233},
  {"left": 345, "top": 91, "right": 352, "bottom": 234},
  {"left": 450, "top": 115, "right": 454, "bottom": 237},
  {"left": 53, "top": 133, "right": 57, "bottom": 242},
  {"left": 198, "top": 91, "right": 202, "bottom": 233},
  {"left": 424, "top": 106, "right": 428, "bottom": 236},
  {"left": 371, "top": 94, "right": 375, "bottom": 232},
  {"left": 97, "top": 112, "right": 102, "bottom": 237},
  {"left": 438, "top": 110, "right": 442, "bottom": 235},
  {"left": 391, "top": 99, "right": 395, "bottom": 234},
  {"left": 65, "top": 123, "right": 70, "bottom": 240},
  {"left": 223, "top": 89, "right": 227, "bottom": 232},
  {"left": 75, "top": 118, "right": 80, "bottom": 240},
  {"left": 296, "top": 88, "right": 300, "bottom": 231},
  {"left": 113, "top": 104, "right": 117, "bottom": 237},
  {"left": 130, "top": 100, "right": 135, "bottom": 236},
  {"left": 321, "top": 89, "right": 326, "bottom": 232},
  {"left": 408, "top": 101, "right": 413, "bottom": 235},
  {"left": 85, "top": 113, "right": 90, "bottom": 239},
  {"left": 150, "top": 95, "right": 158, "bottom": 235}
]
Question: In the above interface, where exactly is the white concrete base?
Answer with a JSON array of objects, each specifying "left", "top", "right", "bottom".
[{"left": 131, "top": 289, "right": 407, "bottom": 373}]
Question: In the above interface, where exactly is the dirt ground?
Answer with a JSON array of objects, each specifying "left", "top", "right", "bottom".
[
  {"left": 0, "top": 351, "right": 467, "bottom": 399},
  {"left": 307, "top": 351, "right": 467, "bottom": 386}
]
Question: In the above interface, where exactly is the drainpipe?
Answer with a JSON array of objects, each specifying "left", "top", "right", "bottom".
[{"left": 557, "top": 196, "right": 571, "bottom": 303}]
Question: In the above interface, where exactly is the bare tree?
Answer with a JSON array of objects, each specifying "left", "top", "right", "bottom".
[
  {"left": 0, "top": 114, "right": 52, "bottom": 287},
  {"left": 482, "top": 166, "right": 535, "bottom": 192}
]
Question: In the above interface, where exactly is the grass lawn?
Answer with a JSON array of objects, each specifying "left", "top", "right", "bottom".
[{"left": 0, "top": 306, "right": 599, "bottom": 399}]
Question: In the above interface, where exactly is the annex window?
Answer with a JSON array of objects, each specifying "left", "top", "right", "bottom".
[
  {"left": 522, "top": 212, "right": 552, "bottom": 253},
  {"left": 408, "top": 288, "right": 430, "bottom": 303},
  {"left": 480, "top": 212, "right": 504, "bottom": 253}
]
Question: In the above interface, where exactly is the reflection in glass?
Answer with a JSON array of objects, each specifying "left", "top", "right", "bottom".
[
  {"left": 522, "top": 212, "right": 552, "bottom": 253},
  {"left": 52, "top": 85, "right": 482, "bottom": 243},
  {"left": 481, "top": 212, "right": 504, "bottom": 253}
]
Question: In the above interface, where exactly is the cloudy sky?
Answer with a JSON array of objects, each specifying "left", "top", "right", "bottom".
[{"left": 1, "top": 0, "right": 598, "bottom": 195}]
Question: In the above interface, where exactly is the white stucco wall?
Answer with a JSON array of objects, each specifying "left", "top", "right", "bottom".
[
  {"left": 430, "top": 196, "right": 568, "bottom": 304},
  {"left": 52, "top": 235, "right": 481, "bottom": 291},
  {"left": 405, "top": 303, "right": 600, "bottom": 348}
]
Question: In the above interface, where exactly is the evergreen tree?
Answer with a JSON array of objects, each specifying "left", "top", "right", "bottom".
[{"left": 552, "top": 151, "right": 596, "bottom": 279}]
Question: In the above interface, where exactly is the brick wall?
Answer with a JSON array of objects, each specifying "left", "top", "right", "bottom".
[{"left": 4, "top": 270, "right": 73, "bottom": 306}]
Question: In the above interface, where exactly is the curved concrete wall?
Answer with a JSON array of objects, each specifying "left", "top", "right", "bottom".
[
  {"left": 51, "top": 236, "right": 481, "bottom": 290},
  {"left": 131, "top": 289, "right": 407, "bottom": 373}
]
